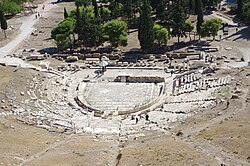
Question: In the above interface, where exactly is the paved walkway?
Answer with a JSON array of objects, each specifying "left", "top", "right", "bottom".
[{"left": 0, "top": 0, "right": 56, "bottom": 67}]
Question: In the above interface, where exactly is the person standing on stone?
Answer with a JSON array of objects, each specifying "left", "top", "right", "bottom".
[{"left": 170, "top": 70, "right": 174, "bottom": 77}]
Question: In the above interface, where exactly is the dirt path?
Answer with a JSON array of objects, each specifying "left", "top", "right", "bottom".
[
  {"left": 175, "top": 87, "right": 250, "bottom": 165},
  {"left": 19, "top": 134, "right": 75, "bottom": 166},
  {"left": 0, "top": 0, "right": 56, "bottom": 58}
]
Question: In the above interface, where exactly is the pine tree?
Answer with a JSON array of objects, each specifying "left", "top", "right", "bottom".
[
  {"left": 0, "top": 10, "right": 7, "bottom": 39},
  {"left": 189, "top": 0, "right": 195, "bottom": 14},
  {"left": 196, "top": 0, "right": 203, "bottom": 39},
  {"left": 237, "top": 0, "right": 243, "bottom": 16},
  {"left": 138, "top": 0, "right": 154, "bottom": 53},
  {"left": 92, "top": 0, "right": 98, "bottom": 18},
  {"left": 122, "top": 0, "right": 133, "bottom": 23},
  {"left": 195, "top": 0, "right": 198, "bottom": 14},
  {"left": 156, "top": 0, "right": 165, "bottom": 21},
  {"left": 64, "top": 7, "right": 69, "bottom": 19},
  {"left": 74, "top": 6, "right": 81, "bottom": 39},
  {"left": 73, "top": 6, "right": 100, "bottom": 47},
  {"left": 171, "top": 0, "right": 188, "bottom": 43}
]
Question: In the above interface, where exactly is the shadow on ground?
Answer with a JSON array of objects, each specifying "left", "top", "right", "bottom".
[{"left": 223, "top": 27, "right": 250, "bottom": 41}]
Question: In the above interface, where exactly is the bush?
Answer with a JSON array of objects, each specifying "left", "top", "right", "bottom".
[{"left": 1, "top": 0, "right": 21, "bottom": 14}]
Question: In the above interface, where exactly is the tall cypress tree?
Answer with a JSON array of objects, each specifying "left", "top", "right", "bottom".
[
  {"left": 237, "top": 0, "right": 243, "bottom": 16},
  {"left": 92, "top": 0, "right": 99, "bottom": 18},
  {"left": 194, "top": 0, "right": 198, "bottom": 14},
  {"left": 122, "top": 0, "right": 133, "bottom": 23},
  {"left": 156, "top": 0, "right": 165, "bottom": 21},
  {"left": 138, "top": 0, "right": 154, "bottom": 53},
  {"left": 189, "top": 0, "right": 195, "bottom": 14},
  {"left": 171, "top": 0, "right": 188, "bottom": 43},
  {"left": 64, "top": 7, "right": 69, "bottom": 19},
  {"left": 196, "top": 0, "right": 203, "bottom": 39},
  {"left": 74, "top": 5, "right": 84, "bottom": 46},
  {"left": 0, "top": 10, "right": 7, "bottom": 39}
]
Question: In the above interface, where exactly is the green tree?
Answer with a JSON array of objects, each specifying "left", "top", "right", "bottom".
[
  {"left": 171, "top": 0, "right": 188, "bottom": 43},
  {"left": 202, "top": 0, "right": 222, "bottom": 8},
  {"left": 241, "top": 1, "right": 250, "bottom": 24},
  {"left": 201, "top": 18, "right": 222, "bottom": 40},
  {"left": 155, "top": 0, "right": 166, "bottom": 21},
  {"left": 189, "top": 0, "right": 195, "bottom": 14},
  {"left": 109, "top": 2, "right": 123, "bottom": 18},
  {"left": 74, "top": 5, "right": 100, "bottom": 47},
  {"left": 138, "top": 0, "right": 154, "bottom": 53},
  {"left": 238, "top": 0, "right": 243, "bottom": 16},
  {"left": 153, "top": 24, "right": 169, "bottom": 45},
  {"left": 75, "top": 0, "right": 91, "bottom": 7},
  {"left": 102, "top": 20, "right": 128, "bottom": 47},
  {"left": 121, "top": 0, "right": 133, "bottom": 23},
  {"left": 153, "top": 24, "right": 162, "bottom": 33},
  {"left": 0, "top": 9, "right": 8, "bottom": 38},
  {"left": 1, "top": 0, "right": 21, "bottom": 14},
  {"left": 51, "top": 17, "right": 75, "bottom": 50},
  {"left": 64, "top": 7, "right": 69, "bottom": 19},
  {"left": 92, "top": 0, "right": 99, "bottom": 18},
  {"left": 184, "top": 19, "right": 194, "bottom": 41},
  {"left": 150, "top": 0, "right": 161, "bottom": 11},
  {"left": 196, "top": 0, "right": 203, "bottom": 39},
  {"left": 99, "top": 5, "right": 111, "bottom": 21}
]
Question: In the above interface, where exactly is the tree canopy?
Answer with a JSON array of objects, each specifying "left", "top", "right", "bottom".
[
  {"left": 184, "top": 19, "right": 194, "bottom": 40},
  {"left": 138, "top": 0, "right": 154, "bottom": 53},
  {"left": 240, "top": 0, "right": 250, "bottom": 24},
  {"left": 50, "top": 0, "right": 232, "bottom": 51},
  {"left": 102, "top": 20, "right": 128, "bottom": 47},
  {"left": 51, "top": 17, "right": 75, "bottom": 50},
  {"left": 170, "top": 0, "right": 189, "bottom": 43},
  {"left": 153, "top": 24, "right": 169, "bottom": 45},
  {"left": 0, "top": 0, "right": 21, "bottom": 14},
  {"left": 201, "top": 18, "right": 222, "bottom": 40},
  {"left": 0, "top": 9, "right": 8, "bottom": 38}
]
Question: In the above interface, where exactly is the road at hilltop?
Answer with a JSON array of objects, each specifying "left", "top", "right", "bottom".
[{"left": 0, "top": 0, "right": 56, "bottom": 66}]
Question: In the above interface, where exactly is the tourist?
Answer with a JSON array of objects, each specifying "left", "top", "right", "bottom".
[
  {"left": 35, "top": 14, "right": 37, "bottom": 19},
  {"left": 170, "top": 70, "right": 174, "bottom": 77},
  {"left": 145, "top": 114, "right": 149, "bottom": 121},
  {"left": 135, "top": 117, "right": 139, "bottom": 124}
]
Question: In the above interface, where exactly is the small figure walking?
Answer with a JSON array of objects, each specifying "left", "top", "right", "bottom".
[
  {"left": 38, "top": 13, "right": 40, "bottom": 17},
  {"left": 42, "top": 5, "right": 45, "bottom": 10},
  {"left": 145, "top": 114, "right": 149, "bottom": 121},
  {"left": 170, "top": 70, "right": 174, "bottom": 77},
  {"left": 35, "top": 14, "right": 37, "bottom": 19}
]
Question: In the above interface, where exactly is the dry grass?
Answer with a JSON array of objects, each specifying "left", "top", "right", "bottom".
[
  {"left": 120, "top": 136, "right": 219, "bottom": 166},
  {"left": 197, "top": 111, "right": 250, "bottom": 162},
  {"left": 0, "top": 116, "right": 64, "bottom": 165}
]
